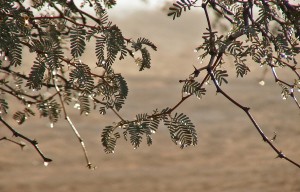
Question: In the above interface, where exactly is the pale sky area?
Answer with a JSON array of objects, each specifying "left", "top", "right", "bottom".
[{"left": 108, "top": 0, "right": 170, "bottom": 17}]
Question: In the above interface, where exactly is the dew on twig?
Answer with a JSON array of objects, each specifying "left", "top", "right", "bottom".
[
  {"left": 44, "top": 161, "right": 49, "bottom": 167},
  {"left": 259, "top": 80, "right": 265, "bottom": 86}
]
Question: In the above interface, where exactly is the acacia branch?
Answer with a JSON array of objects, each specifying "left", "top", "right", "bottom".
[
  {"left": 207, "top": 66, "right": 300, "bottom": 168},
  {"left": 0, "top": 117, "right": 52, "bottom": 163},
  {"left": 53, "top": 78, "right": 95, "bottom": 169},
  {"left": 0, "top": 136, "right": 26, "bottom": 149}
]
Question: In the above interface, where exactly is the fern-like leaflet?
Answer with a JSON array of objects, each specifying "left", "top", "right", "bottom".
[
  {"left": 70, "top": 26, "right": 86, "bottom": 58},
  {"left": 182, "top": 80, "right": 206, "bottom": 99},
  {"left": 96, "top": 25, "right": 127, "bottom": 69},
  {"left": 69, "top": 62, "right": 94, "bottom": 95},
  {"left": 101, "top": 126, "right": 120, "bottom": 153},
  {"left": 27, "top": 55, "right": 46, "bottom": 90},
  {"left": 235, "top": 57, "right": 250, "bottom": 77},
  {"left": 7, "top": 40, "right": 22, "bottom": 66},
  {"left": 37, "top": 99, "right": 61, "bottom": 124},
  {"left": 168, "top": 0, "right": 198, "bottom": 20},
  {"left": 164, "top": 113, "right": 197, "bottom": 148},
  {"left": 214, "top": 69, "right": 228, "bottom": 86},
  {"left": 13, "top": 108, "right": 35, "bottom": 125},
  {"left": 78, "top": 95, "right": 90, "bottom": 115},
  {"left": 0, "top": 99, "right": 8, "bottom": 114}
]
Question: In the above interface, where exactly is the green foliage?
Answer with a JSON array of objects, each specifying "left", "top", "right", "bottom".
[
  {"left": 27, "top": 56, "right": 46, "bottom": 90},
  {"left": 213, "top": 70, "right": 228, "bottom": 86},
  {"left": 182, "top": 80, "right": 206, "bottom": 99},
  {"left": 69, "top": 62, "right": 94, "bottom": 95},
  {"left": 70, "top": 26, "right": 86, "bottom": 58},
  {"left": 235, "top": 59, "right": 250, "bottom": 78},
  {"left": 164, "top": 113, "right": 197, "bottom": 148},
  {"left": 101, "top": 126, "right": 119, "bottom": 153},
  {"left": 132, "top": 38, "right": 157, "bottom": 71},
  {"left": 168, "top": 0, "right": 199, "bottom": 20},
  {"left": 96, "top": 24, "right": 127, "bottom": 69},
  {"left": 37, "top": 99, "right": 61, "bottom": 124},
  {"left": 13, "top": 108, "right": 35, "bottom": 125},
  {"left": 0, "top": 99, "right": 9, "bottom": 114},
  {"left": 1, "top": 0, "right": 300, "bottom": 168}
]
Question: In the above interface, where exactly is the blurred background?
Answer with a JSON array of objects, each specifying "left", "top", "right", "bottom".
[{"left": 0, "top": 1, "right": 300, "bottom": 192}]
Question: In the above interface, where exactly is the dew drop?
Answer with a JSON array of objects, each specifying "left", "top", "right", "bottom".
[
  {"left": 85, "top": 112, "right": 89, "bottom": 116},
  {"left": 280, "top": 53, "right": 287, "bottom": 59},
  {"left": 27, "top": 104, "right": 31, "bottom": 108},
  {"left": 194, "top": 49, "right": 198, "bottom": 53},
  {"left": 73, "top": 103, "right": 80, "bottom": 109},
  {"left": 259, "top": 80, "right": 265, "bottom": 86},
  {"left": 150, "top": 129, "right": 156, "bottom": 134},
  {"left": 52, "top": 69, "right": 57, "bottom": 76},
  {"left": 281, "top": 94, "right": 287, "bottom": 100},
  {"left": 50, "top": 123, "right": 54, "bottom": 128},
  {"left": 4, "top": 56, "right": 8, "bottom": 61},
  {"left": 44, "top": 161, "right": 49, "bottom": 167}
]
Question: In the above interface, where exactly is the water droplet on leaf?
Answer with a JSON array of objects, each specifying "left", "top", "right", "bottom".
[
  {"left": 44, "top": 161, "right": 49, "bottom": 167},
  {"left": 150, "top": 129, "right": 156, "bottom": 134},
  {"left": 73, "top": 103, "right": 80, "bottom": 109},
  {"left": 176, "top": 140, "right": 182, "bottom": 146},
  {"left": 281, "top": 94, "right": 287, "bottom": 100}
]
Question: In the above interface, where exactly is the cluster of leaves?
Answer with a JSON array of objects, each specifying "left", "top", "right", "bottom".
[
  {"left": 1, "top": 0, "right": 300, "bottom": 169},
  {"left": 0, "top": 0, "right": 159, "bottom": 165},
  {"left": 165, "top": 0, "right": 300, "bottom": 168},
  {"left": 101, "top": 107, "right": 197, "bottom": 153},
  {"left": 0, "top": 0, "right": 157, "bottom": 125}
]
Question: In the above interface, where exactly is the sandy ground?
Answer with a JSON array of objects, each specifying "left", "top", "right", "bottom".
[{"left": 0, "top": 8, "right": 300, "bottom": 192}]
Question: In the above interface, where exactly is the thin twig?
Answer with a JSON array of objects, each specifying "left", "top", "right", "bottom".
[
  {"left": 0, "top": 136, "right": 26, "bottom": 149},
  {"left": 0, "top": 117, "right": 52, "bottom": 163},
  {"left": 207, "top": 66, "right": 300, "bottom": 168},
  {"left": 66, "top": 116, "right": 95, "bottom": 169},
  {"left": 53, "top": 78, "right": 95, "bottom": 169}
]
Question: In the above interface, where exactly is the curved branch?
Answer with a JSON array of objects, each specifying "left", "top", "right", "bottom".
[
  {"left": 207, "top": 66, "right": 300, "bottom": 168},
  {"left": 0, "top": 117, "right": 52, "bottom": 164},
  {"left": 53, "top": 78, "right": 95, "bottom": 169}
]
